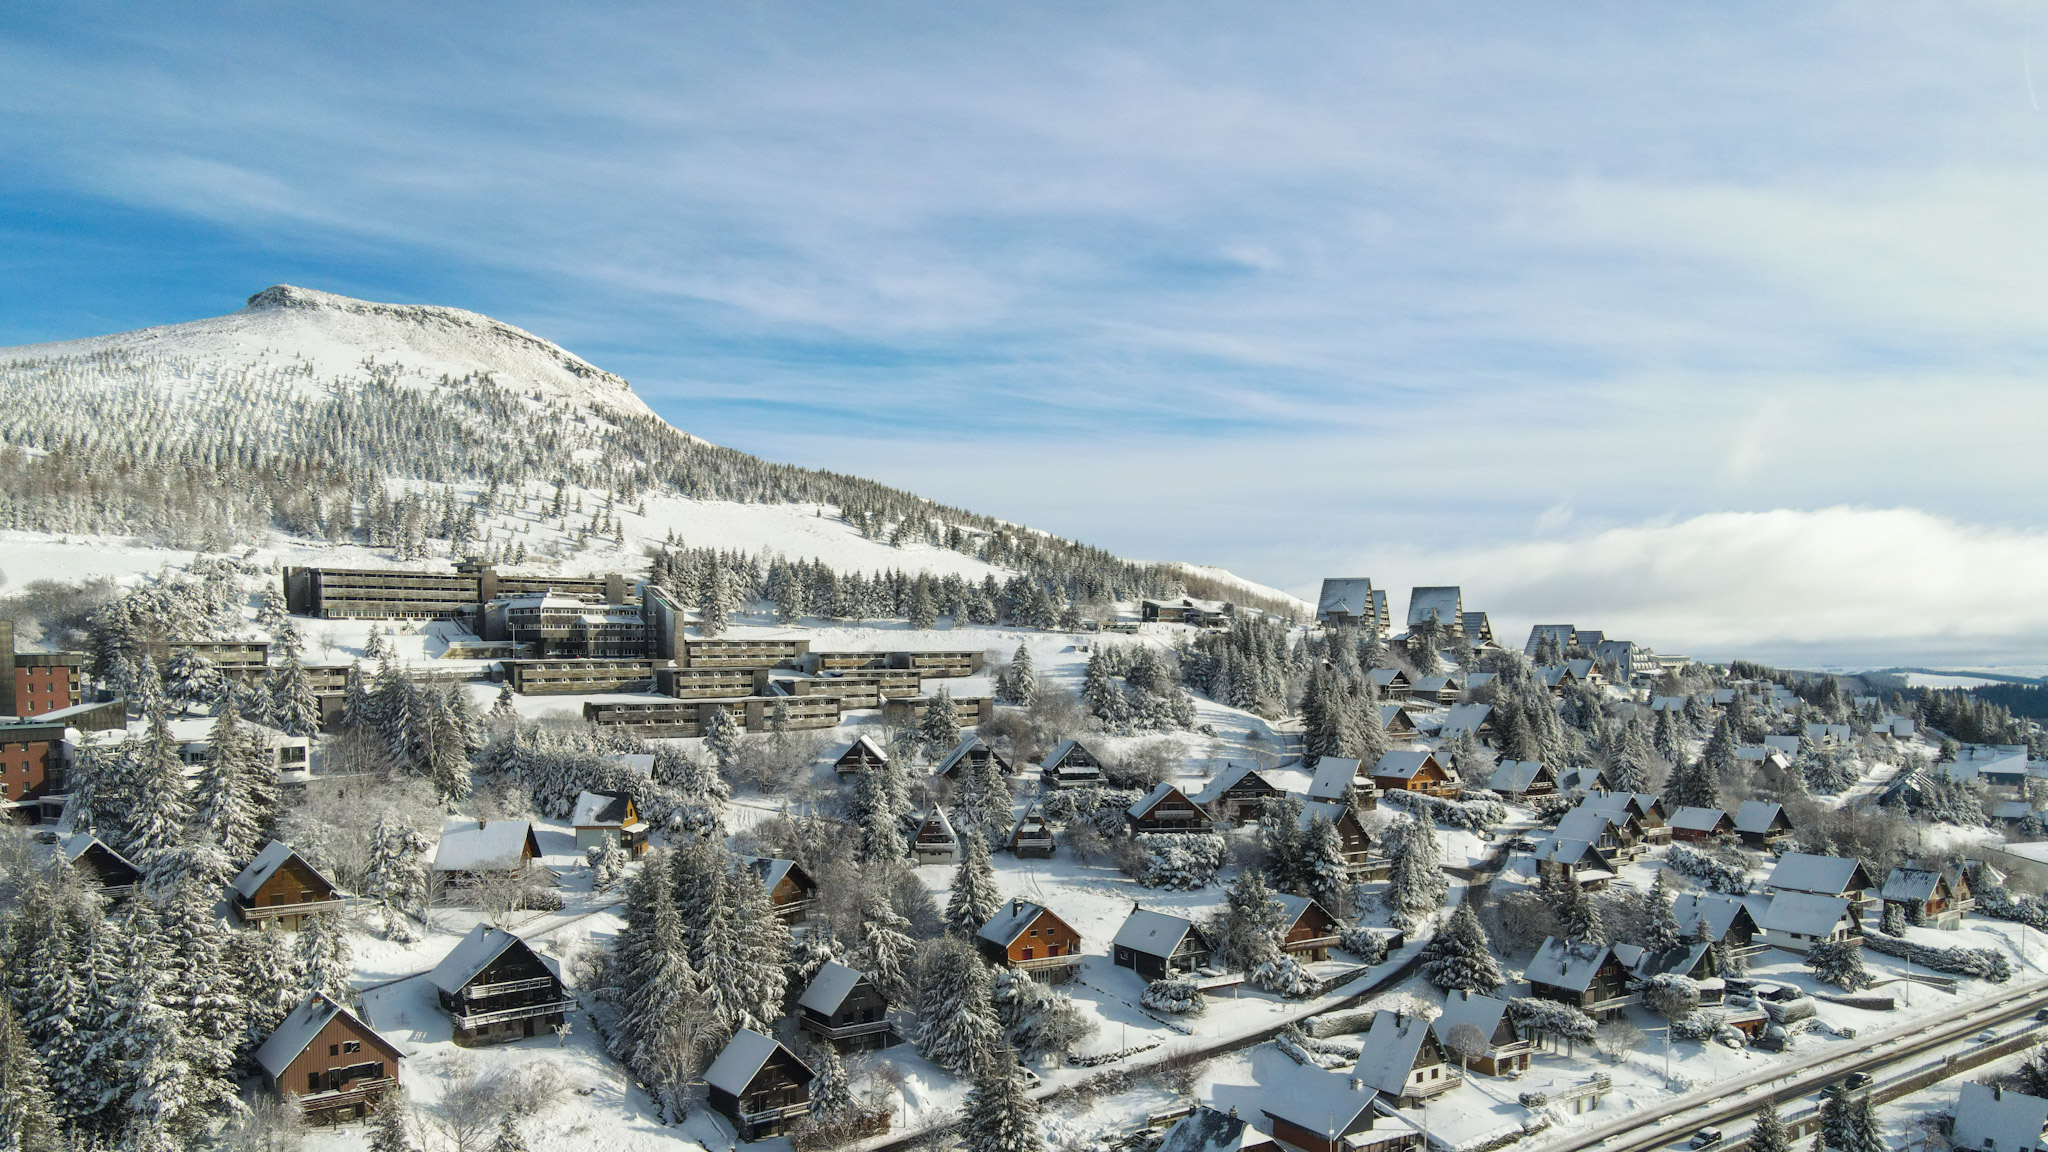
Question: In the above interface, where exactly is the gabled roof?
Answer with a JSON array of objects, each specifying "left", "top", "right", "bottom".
[
  {"left": 1630, "top": 942, "right": 1711, "bottom": 981},
  {"left": 1556, "top": 766, "right": 1608, "bottom": 794},
  {"left": 1669, "top": 806, "right": 1731, "bottom": 833},
  {"left": 570, "top": 789, "right": 635, "bottom": 828},
  {"left": 934, "top": 734, "right": 1000, "bottom": 776},
  {"left": 797, "top": 961, "right": 870, "bottom": 1015},
  {"left": 1128, "top": 782, "right": 1205, "bottom": 820},
  {"left": 55, "top": 833, "right": 138, "bottom": 875},
  {"left": 1407, "top": 587, "right": 1462, "bottom": 628},
  {"left": 742, "top": 856, "right": 812, "bottom": 895},
  {"left": 1486, "top": 759, "right": 1552, "bottom": 793},
  {"left": 1530, "top": 837, "right": 1610, "bottom": 877},
  {"left": 1649, "top": 695, "right": 1689, "bottom": 712},
  {"left": 1371, "top": 749, "right": 1443, "bottom": 781},
  {"left": 1193, "top": 763, "right": 1284, "bottom": 806},
  {"left": 1758, "top": 891, "right": 1853, "bottom": 936},
  {"left": 1351, "top": 1011, "right": 1435, "bottom": 1095},
  {"left": 1524, "top": 624, "right": 1577, "bottom": 654},
  {"left": 1733, "top": 800, "right": 1789, "bottom": 835},
  {"left": 1554, "top": 807, "right": 1626, "bottom": 844},
  {"left": 433, "top": 819, "right": 539, "bottom": 873},
  {"left": 1768, "top": 853, "right": 1872, "bottom": 896},
  {"left": 705, "top": 1027, "right": 808, "bottom": 1096},
  {"left": 428, "top": 924, "right": 557, "bottom": 994},
  {"left": 1367, "top": 668, "right": 1410, "bottom": 689},
  {"left": 1112, "top": 908, "right": 1201, "bottom": 957},
  {"left": 1008, "top": 806, "right": 1053, "bottom": 845},
  {"left": 1954, "top": 1083, "right": 2048, "bottom": 1152},
  {"left": 1881, "top": 867, "right": 1949, "bottom": 904},
  {"left": 835, "top": 735, "right": 890, "bottom": 766},
  {"left": 976, "top": 899, "right": 1074, "bottom": 948},
  {"left": 254, "top": 993, "right": 401, "bottom": 1078},
  {"left": 1378, "top": 703, "right": 1417, "bottom": 729},
  {"left": 1672, "top": 893, "right": 1758, "bottom": 943},
  {"left": 1410, "top": 675, "right": 1459, "bottom": 696},
  {"left": 1316, "top": 578, "right": 1377, "bottom": 619},
  {"left": 1763, "top": 734, "right": 1802, "bottom": 754},
  {"left": 1041, "top": 738, "right": 1099, "bottom": 772},
  {"left": 1160, "top": 1106, "right": 1276, "bottom": 1152},
  {"left": 1258, "top": 1057, "right": 1385, "bottom": 1139},
  {"left": 915, "top": 805, "right": 959, "bottom": 843},
  {"left": 1526, "top": 938, "right": 1625, "bottom": 992},
  {"left": 1298, "top": 800, "right": 1360, "bottom": 834},
  {"left": 1307, "top": 757, "right": 1366, "bottom": 802},
  {"left": 1434, "top": 990, "right": 1513, "bottom": 1050},
  {"left": 1440, "top": 703, "right": 1492, "bottom": 739},
  {"left": 230, "top": 840, "right": 337, "bottom": 901},
  {"left": 1272, "top": 893, "right": 1333, "bottom": 932}
]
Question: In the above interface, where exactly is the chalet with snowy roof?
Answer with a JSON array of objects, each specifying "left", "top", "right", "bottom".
[
  {"left": 1159, "top": 1106, "right": 1281, "bottom": 1152},
  {"left": 1953, "top": 1083, "right": 2048, "bottom": 1152},
  {"left": 1112, "top": 907, "right": 1213, "bottom": 981},
  {"left": 570, "top": 790, "right": 647, "bottom": 856},
  {"left": 1352, "top": 1010, "right": 1458, "bottom": 1104},
  {"left": 1380, "top": 704, "right": 1424, "bottom": 742},
  {"left": 1880, "top": 714, "right": 1916, "bottom": 739},
  {"left": 1767, "top": 853, "right": 1876, "bottom": 904},
  {"left": 1732, "top": 799, "right": 1794, "bottom": 848},
  {"left": 1406, "top": 675, "right": 1461, "bottom": 706},
  {"left": 1579, "top": 791, "right": 1669, "bottom": 843},
  {"left": 427, "top": 924, "right": 572, "bottom": 1045},
  {"left": 254, "top": 992, "right": 404, "bottom": 1122},
  {"left": 1142, "top": 597, "right": 1234, "bottom": 627},
  {"left": 742, "top": 857, "right": 818, "bottom": 922},
  {"left": 1460, "top": 611, "right": 1495, "bottom": 649},
  {"left": 1881, "top": 864, "right": 1972, "bottom": 929},
  {"left": 230, "top": 840, "right": 346, "bottom": 931},
  {"left": 1526, "top": 938, "right": 1638, "bottom": 1020},
  {"left": 44, "top": 833, "right": 139, "bottom": 901},
  {"left": 1757, "top": 891, "right": 1861, "bottom": 954},
  {"left": 1524, "top": 624, "right": 1576, "bottom": 655},
  {"left": 933, "top": 733, "right": 1013, "bottom": 778},
  {"left": 1006, "top": 805, "right": 1056, "bottom": 858},
  {"left": 1673, "top": 893, "right": 1760, "bottom": 948},
  {"left": 912, "top": 805, "right": 961, "bottom": 865},
  {"left": 1300, "top": 800, "right": 1384, "bottom": 878},
  {"left": 1434, "top": 991, "right": 1529, "bottom": 1076},
  {"left": 1039, "top": 738, "right": 1104, "bottom": 789},
  {"left": 1804, "top": 722, "right": 1855, "bottom": 746},
  {"left": 976, "top": 898, "right": 1083, "bottom": 982},
  {"left": 1629, "top": 941, "right": 1719, "bottom": 995},
  {"left": 1274, "top": 894, "right": 1341, "bottom": 961},
  {"left": 1195, "top": 764, "right": 1291, "bottom": 824},
  {"left": 1668, "top": 806, "right": 1734, "bottom": 843},
  {"left": 1256, "top": 1058, "right": 1423, "bottom": 1152},
  {"left": 1302, "top": 757, "right": 1373, "bottom": 809},
  {"left": 432, "top": 818, "right": 543, "bottom": 883},
  {"left": 1530, "top": 837, "right": 1614, "bottom": 890},
  {"left": 1406, "top": 586, "right": 1464, "bottom": 636},
  {"left": 1553, "top": 806, "right": 1645, "bottom": 863},
  {"left": 833, "top": 735, "right": 890, "bottom": 775},
  {"left": 1127, "top": 783, "right": 1215, "bottom": 834},
  {"left": 1370, "top": 750, "right": 1454, "bottom": 797},
  {"left": 1942, "top": 744, "right": 2031, "bottom": 786},
  {"left": 797, "top": 961, "right": 898, "bottom": 1053},
  {"left": 1316, "top": 577, "right": 1382, "bottom": 630},
  {"left": 1485, "top": 759, "right": 1556, "bottom": 799},
  {"left": 1649, "top": 695, "right": 1688, "bottom": 713},
  {"left": 1555, "top": 766, "right": 1608, "bottom": 796},
  {"left": 706, "top": 1028, "right": 813, "bottom": 1140},
  {"left": 1764, "top": 734, "right": 1802, "bottom": 755},
  {"left": 1366, "top": 667, "right": 1412, "bottom": 697}
]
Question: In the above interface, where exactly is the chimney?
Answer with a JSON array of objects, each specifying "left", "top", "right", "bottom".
[
  {"left": 1012, "top": 898, "right": 1024, "bottom": 915},
  {"left": 1350, "top": 1077, "right": 1364, "bottom": 1092}
]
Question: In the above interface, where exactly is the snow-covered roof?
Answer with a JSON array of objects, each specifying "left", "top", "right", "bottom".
[
  {"left": 1733, "top": 800, "right": 1787, "bottom": 835},
  {"left": 1881, "top": 867, "right": 1948, "bottom": 904},
  {"left": 741, "top": 856, "right": 809, "bottom": 895},
  {"left": 1367, "top": 668, "right": 1409, "bottom": 689},
  {"left": 1554, "top": 807, "right": 1621, "bottom": 844},
  {"left": 1370, "top": 750, "right": 1438, "bottom": 781},
  {"left": 933, "top": 734, "right": 989, "bottom": 776},
  {"left": 1316, "top": 578, "right": 1377, "bottom": 619},
  {"left": 1524, "top": 624, "right": 1576, "bottom": 653},
  {"left": 1757, "top": 892, "right": 1853, "bottom": 936},
  {"left": 1954, "top": 1083, "right": 2048, "bottom": 1152},
  {"left": 916, "top": 805, "right": 959, "bottom": 843},
  {"left": 254, "top": 993, "right": 399, "bottom": 1078},
  {"left": 797, "top": 961, "right": 867, "bottom": 1015},
  {"left": 977, "top": 899, "right": 1066, "bottom": 948},
  {"left": 1434, "top": 990, "right": 1511, "bottom": 1050},
  {"left": 1192, "top": 763, "right": 1282, "bottom": 806},
  {"left": 428, "top": 924, "right": 555, "bottom": 994},
  {"left": 1556, "top": 766, "right": 1607, "bottom": 794},
  {"left": 1113, "top": 908, "right": 1199, "bottom": 956},
  {"left": 1763, "top": 734, "right": 1801, "bottom": 754},
  {"left": 56, "top": 832, "right": 135, "bottom": 871},
  {"left": 1307, "top": 757, "right": 1365, "bottom": 802},
  {"left": 1298, "top": 800, "right": 1356, "bottom": 832},
  {"left": 1271, "top": 893, "right": 1330, "bottom": 933},
  {"left": 1406, "top": 587, "right": 1462, "bottom": 628},
  {"left": 1672, "top": 893, "right": 1755, "bottom": 943},
  {"left": 1410, "top": 675, "right": 1459, "bottom": 695},
  {"left": 1525, "top": 938, "right": 1619, "bottom": 992},
  {"left": 1042, "top": 738, "right": 1097, "bottom": 772},
  {"left": 229, "top": 839, "right": 333, "bottom": 901},
  {"left": 1159, "top": 1107, "right": 1276, "bottom": 1152},
  {"left": 570, "top": 790, "right": 634, "bottom": 828},
  {"left": 1630, "top": 942, "right": 1711, "bottom": 981},
  {"left": 1649, "top": 696, "right": 1688, "bottom": 712},
  {"left": 1129, "top": 782, "right": 1204, "bottom": 819},
  {"left": 433, "top": 818, "right": 536, "bottom": 873},
  {"left": 1530, "top": 837, "right": 1609, "bottom": 876},
  {"left": 1256, "top": 1058, "right": 1384, "bottom": 1139},
  {"left": 1767, "top": 853, "right": 1869, "bottom": 896},
  {"left": 1486, "top": 760, "right": 1549, "bottom": 793},
  {"left": 1351, "top": 1011, "right": 1433, "bottom": 1095},
  {"left": 704, "top": 1028, "right": 805, "bottom": 1096},
  {"left": 1440, "top": 703, "right": 1491, "bottom": 739},
  {"left": 1669, "top": 807, "right": 1730, "bottom": 833},
  {"left": 839, "top": 734, "right": 890, "bottom": 764}
]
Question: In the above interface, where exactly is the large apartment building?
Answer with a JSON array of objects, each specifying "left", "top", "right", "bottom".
[
  {"left": 282, "top": 562, "right": 629, "bottom": 621},
  {"left": 1, "top": 623, "right": 82, "bottom": 719}
]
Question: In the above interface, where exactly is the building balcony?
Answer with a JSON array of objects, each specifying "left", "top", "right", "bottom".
[
  {"left": 463, "top": 976, "right": 557, "bottom": 999},
  {"left": 237, "top": 898, "right": 348, "bottom": 923},
  {"left": 1406, "top": 1072, "right": 1462, "bottom": 1099},
  {"left": 772, "top": 897, "right": 816, "bottom": 921},
  {"left": 740, "top": 1101, "right": 812, "bottom": 1124},
  {"left": 1282, "top": 935, "right": 1341, "bottom": 954},
  {"left": 288, "top": 1077, "right": 396, "bottom": 1115},
  {"left": 802, "top": 1016, "right": 894, "bottom": 1040},
  {"left": 450, "top": 998, "right": 576, "bottom": 1031},
  {"left": 1012, "top": 953, "right": 1083, "bottom": 973}
]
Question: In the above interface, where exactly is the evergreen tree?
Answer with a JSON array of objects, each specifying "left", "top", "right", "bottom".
[
  {"left": 1217, "top": 870, "right": 1288, "bottom": 971},
  {"left": 366, "top": 816, "right": 431, "bottom": 941},
  {"left": 858, "top": 895, "right": 916, "bottom": 1004},
  {"left": 696, "top": 555, "right": 731, "bottom": 636},
  {"left": 1299, "top": 813, "right": 1350, "bottom": 910},
  {"left": 341, "top": 661, "right": 371, "bottom": 734},
  {"left": 1665, "top": 754, "right": 1720, "bottom": 810},
  {"left": 490, "top": 681, "right": 517, "bottom": 722},
  {"left": 946, "top": 835, "right": 1003, "bottom": 934},
  {"left": 367, "top": 1091, "right": 416, "bottom": 1152},
  {"left": 1749, "top": 1101, "right": 1792, "bottom": 1152},
  {"left": 996, "top": 644, "right": 1037, "bottom": 707},
  {"left": 1419, "top": 902, "right": 1503, "bottom": 994},
  {"left": 729, "top": 861, "right": 792, "bottom": 1033},
  {"left": 266, "top": 658, "right": 321, "bottom": 738},
  {"left": 964, "top": 1047, "right": 1043, "bottom": 1152},
  {"left": 1817, "top": 1083, "right": 1855, "bottom": 1151},
  {"left": 1805, "top": 940, "right": 1872, "bottom": 991},
  {"left": 806, "top": 1041, "right": 859, "bottom": 1125},
  {"left": 907, "top": 579, "right": 937, "bottom": 630},
  {"left": 1383, "top": 815, "right": 1449, "bottom": 921},
  {"left": 862, "top": 795, "right": 908, "bottom": 862},
  {"left": 295, "top": 912, "right": 354, "bottom": 1003},
  {"left": 1846, "top": 1095, "right": 1885, "bottom": 1152},
  {"left": 912, "top": 939, "right": 1001, "bottom": 1076},
  {"left": 1638, "top": 870, "right": 1684, "bottom": 952},
  {"left": 1605, "top": 749, "right": 1647, "bottom": 795},
  {"left": 490, "top": 1115, "right": 529, "bottom": 1152},
  {"left": 1548, "top": 871, "right": 1607, "bottom": 946},
  {"left": 95, "top": 912, "right": 200, "bottom": 1148},
  {"left": 952, "top": 748, "right": 1013, "bottom": 848},
  {"left": 124, "top": 705, "right": 194, "bottom": 867},
  {"left": 222, "top": 928, "right": 299, "bottom": 1059},
  {"left": 0, "top": 998, "right": 64, "bottom": 1152},
  {"left": 702, "top": 707, "right": 744, "bottom": 776},
  {"left": 919, "top": 688, "right": 962, "bottom": 759},
  {"left": 1653, "top": 706, "right": 1685, "bottom": 764},
  {"left": 193, "top": 707, "right": 262, "bottom": 865},
  {"left": 1081, "top": 653, "right": 1128, "bottom": 732},
  {"left": 989, "top": 969, "right": 1095, "bottom": 1062},
  {"left": 153, "top": 881, "right": 243, "bottom": 1125}
]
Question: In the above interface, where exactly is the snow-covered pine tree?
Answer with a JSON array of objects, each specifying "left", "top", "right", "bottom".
[
  {"left": 95, "top": 909, "right": 204, "bottom": 1148},
  {"left": 193, "top": 706, "right": 262, "bottom": 865},
  {"left": 1605, "top": 749, "right": 1647, "bottom": 795},
  {"left": 295, "top": 911, "right": 354, "bottom": 1003},
  {"left": 266, "top": 657, "right": 321, "bottom": 738},
  {"left": 490, "top": 681, "right": 517, "bottom": 722},
  {"left": 997, "top": 644, "right": 1036, "bottom": 707},
  {"left": 1081, "top": 652, "right": 1129, "bottom": 733},
  {"left": 920, "top": 688, "right": 962, "bottom": 760},
  {"left": 341, "top": 661, "right": 371, "bottom": 734},
  {"left": 366, "top": 816, "right": 431, "bottom": 941},
  {"left": 1805, "top": 940, "right": 1872, "bottom": 991},
  {"left": 730, "top": 861, "right": 792, "bottom": 1033},
  {"left": 965, "top": 1046, "right": 1043, "bottom": 1152},
  {"left": 907, "top": 579, "right": 937, "bottom": 630},
  {"left": 859, "top": 895, "right": 917, "bottom": 1004},
  {"left": 947, "top": 834, "right": 1003, "bottom": 934},
  {"left": 1420, "top": 902, "right": 1504, "bottom": 994},
  {"left": 1846, "top": 1095, "right": 1885, "bottom": 1152},
  {"left": 696, "top": 555, "right": 731, "bottom": 636},
  {"left": 151, "top": 882, "right": 243, "bottom": 1132},
  {"left": 989, "top": 969, "right": 1096, "bottom": 1062},
  {"left": 702, "top": 707, "right": 744, "bottom": 777},
  {"left": 1638, "top": 870, "right": 1684, "bottom": 952},
  {"left": 222, "top": 927, "right": 299, "bottom": 1060},
  {"left": 367, "top": 1091, "right": 417, "bottom": 1152},
  {"left": 1664, "top": 754, "right": 1720, "bottom": 810},
  {"left": 1383, "top": 815, "right": 1449, "bottom": 922},
  {"left": 1548, "top": 871, "right": 1608, "bottom": 946},
  {"left": 1299, "top": 813, "right": 1350, "bottom": 910},
  {"left": 621, "top": 864, "right": 703, "bottom": 1122},
  {"left": 124, "top": 705, "right": 195, "bottom": 868},
  {"left": 806, "top": 1040, "right": 859, "bottom": 1127},
  {"left": 0, "top": 997, "right": 64, "bottom": 1152},
  {"left": 953, "top": 748, "right": 1013, "bottom": 848},
  {"left": 1817, "top": 1082, "right": 1855, "bottom": 1152},
  {"left": 1216, "top": 870, "right": 1288, "bottom": 971},
  {"left": 912, "top": 938, "right": 1001, "bottom": 1076},
  {"left": 1258, "top": 795, "right": 1307, "bottom": 892}
]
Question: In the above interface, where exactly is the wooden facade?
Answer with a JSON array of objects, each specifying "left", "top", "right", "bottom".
[
  {"left": 430, "top": 927, "right": 573, "bottom": 1046},
  {"left": 797, "top": 962, "right": 899, "bottom": 1053},
  {"left": 255, "top": 994, "right": 404, "bottom": 1123},
  {"left": 976, "top": 900, "right": 1084, "bottom": 982},
  {"left": 1127, "top": 784, "right": 1216, "bottom": 835},
  {"left": 706, "top": 1030, "right": 814, "bottom": 1141},
  {"left": 231, "top": 842, "right": 346, "bottom": 931}
]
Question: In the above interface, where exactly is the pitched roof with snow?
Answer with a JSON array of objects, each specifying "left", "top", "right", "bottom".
[
  {"left": 254, "top": 993, "right": 400, "bottom": 1078},
  {"left": 1272, "top": 893, "right": 1332, "bottom": 933},
  {"left": 433, "top": 819, "right": 537, "bottom": 873},
  {"left": 1193, "top": 763, "right": 1282, "bottom": 805},
  {"left": 570, "top": 789, "right": 635, "bottom": 828},
  {"left": 1672, "top": 893, "right": 1756, "bottom": 943},
  {"left": 1434, "top": 990, "right": 1512, "bottom": 1049},
  {"left": 1733, "top": 800, "right": 1788, "bottom": 835},
  {"left": 230, "top": 840, "right": 335, "bottom": 900},
  {"left": 976, "top": 899, "right": 1071, "bottom": 948},
  {"left": 1768, "top": 853, "right": 1870, "bottom": 896},
  {"left": 1669, "top": 806, "right": 1731, "bottom": 833},
  {"left": 427, "top": 924, "right": 556, "bottom": 994},
  {"left": 1159, "top": 1107, "right": 1276, "bottom": 1152},
  {"left": 1881, "top": 867, "right": 1948, "bottom": 904},
  {"left": 705, "top": 1028, "right": 807, "bottom": 1096},
  {"left": 1758, "top": 891, "right": 1853, "bottom": 936},
  {"left": 1954, "top": 1083, "right": 2048, "bottom": 1152},
  {"left": 1406, "top": 587, "right": 1462, "bottom": 628},
  {"left": 915, "top": 805, "right": 959, "bottom": 843},
  {"left": 933, "top": 734, "right": 990, "bottom": 775},
  {"left": 1525, "top": 938, "right": 1620, "bottom": 993},
  {"left": 1112, "top": 908, "right": 1200, "bottom": 956},
  {"left": 1317, "top": 578, "right": 1377, "bottom": 619},
  {"left": 1486, "top": 759, "right": 1550, "bottom": 793},
  {"left": 1128, "top": 781, "right": 1201, "bottom": 819},
  {"left": 1370, "top": 749, "right": 1440, "bottom": 781},
  {"left": 1440, "top": 703, "right": 1491, "bottom": 739},
  {"left": 1257, "top": 1057, "right": 1384, "bottom": 1139},
  {"left": 1763, "top": 734, "right": 1802, "bottom": 754},
  {"left": 1308, "top": 757, "right": 1366, "bottom": 801},
  {"left": 1351, "top": 1011, "right": 1435, "bottom": 1095},
  {"left": 836, "top": 735, "right": 890, "bottom": 765},
  {"left": 797, "top": 961, "right": 869, "bottom": 1015},
  {"left": 741, "top": 856, "right": 809, "bottom": 895}
]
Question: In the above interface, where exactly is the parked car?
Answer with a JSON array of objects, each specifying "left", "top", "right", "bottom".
[
  {"left": 1978, "top": 1029, "right": 2000, "bottom": 1043},
  {"left": 1690, "top": 1128, "right": 1724, "bottom": 1149},
  {"left": 1842, "top": 1072, "right": 1872, "bottom": 1090},
  {"left": 2034, "top": 1007, "right": 2048, "bottom": 1022}
]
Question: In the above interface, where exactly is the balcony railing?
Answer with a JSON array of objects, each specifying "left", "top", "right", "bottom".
[
  {"left": 239, "top": 898, "right": 348, "bottom": 922},
  {"left": 451, "top": 998, "right": 576, "bottom": 1030},
  {"left": 1407, "top": 1072, "right": 1461, "bottom": 1099},
  {"left": 1282, "top": 935, "right": 1340, "bottom": 954},
  {"left": 1013, "top": 953, "right": 1082, "bottom": 972},
  {"left": 772, "top": 897, "right": 816, "bottom": 920},
  {"left": 740, "top": 1100, "right": 811, "bottom": 1123},
  {"left": 804, "top": 1017, "right": 893, "bottom": 1039},
  {"left": 287, "top": 1077, "right": 396, "bottom": 1115},
  {"left": 465, "top": 976, "right": 556, "bottom": 999}
]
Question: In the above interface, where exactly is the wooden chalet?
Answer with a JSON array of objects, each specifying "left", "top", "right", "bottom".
[
  {"left": 1433, "top": 991, "right": 1530, "bottom": 1076},
  {"left": 1300, "top": 800, "right": 1383, "bottom": 879},
  {"left": 1525, "top": 938, "right": 1637, "bottom": 1020},
  {"left": 1257, "top": 1056, "right": 1423, "bottom": 1152},
  {"left": 229, "top": 840, "right": 346, "bottom": 931},
  {"left": 1529, "top": 836, "right": 1615, "bottom": 891},
  {"left": 1668, "top": 806, "right": 1734, "bottom": 843},
  {"left": 48, "top": 833, "right": 139, "bottom": 901},
  {"left": 1366, "top": 667, "right": 1413, "bottom": 698},
  {"left": 1629, "top": 941, "right": 1721, "bottom": 1000},
  {"left": 1159, "top": 1107, "right": 1283, "bottom": 1152},
  {"left": 1767, "top": 853, "right": 1876, "bottom": 904},
  {"left": 1484, "top": 759, "right": 1557, "bottom": 799},
  {"left": 1881, "top": 864, "right": 1973, "bottom": 929},
  {"left": 1275, "top": 894, "right": 1341, "bottom": 962},
  {"left": 427, "top": 925, "right": 572, "bottom": 1046},
  {"left": 1380, "top": 704, "right": 1423, "bottom": 743},
  {"left": 570, "top": 790, "right": 647, "bottom": 856},
  {"left": 797, "top": 961, "right": 899, "bottom": 1053},
  {"left": 1353, "top": 1010, "right": 1459, "bottom": 1105},
  {"left": 1732, "top": 800, "right": 1794, "bottom": 848},
  {"left": 933, "top": 733, "right": 1014, "bottom": 778},
  {"left": 1438, "top": 703, "right": 1493, "bottom": 744},
  {"left": 1126, "top": 783, "right": 1215, "bottom": 835},
  {"left": 975, "top": 898, "right": 1083, "bottom": 982},
  {"left": 1553, "top": 806, "right": 1645, "bottom": 863},
  {"left": 833, "top": 735, "right": 890, "bottom": 775},
  {"left": 1006, "top": 805, "right": 1056, "bottom": 858},
  {"left": 743, "top": 857, "right": 818, "bottom": 922},
  {"left": 705, "top": 1028, "right": 814, "bottom": 1140},
  {"left": 1112, "top": 906, "right": 1213, "bottom": 981},
  {"left": 911, "top": 805, "right": 961, "bottom": 865},
  {"left": 1194, "top": 763, "right": 1290, "bottom": 824},
  {"left": 253, "top": 992, "right": 404, "bottom": 1122},
  {"left": 432, "top": 818, "right": 544, "bottom": 884},
  {"left": 1040, "top": 738, "right": 1105, "bottom": 789},
  {"left": 1673, "top": 893, "right": 1760, "bottom": 949},
  {"left": 1307, "top": 756, "right": 1378, "bottom": 809},
  {"left": 1407, "top": 675, "right": 1462, "bottom": 706},
  {"left": 1370, "top": 750, "right": 1455, "bottom": 797},
  {"left": 1579, "top": 792, "right": 1669, "bottom": 843}
]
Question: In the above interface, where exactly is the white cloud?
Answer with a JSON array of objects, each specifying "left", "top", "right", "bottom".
[{"left": 1359, "top": 507, "right": 2048, "bottom": 668}]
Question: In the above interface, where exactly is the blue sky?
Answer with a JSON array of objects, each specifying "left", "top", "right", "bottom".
[{"left": 7, "top": 3, "right": 2048, "bottom": 666}]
